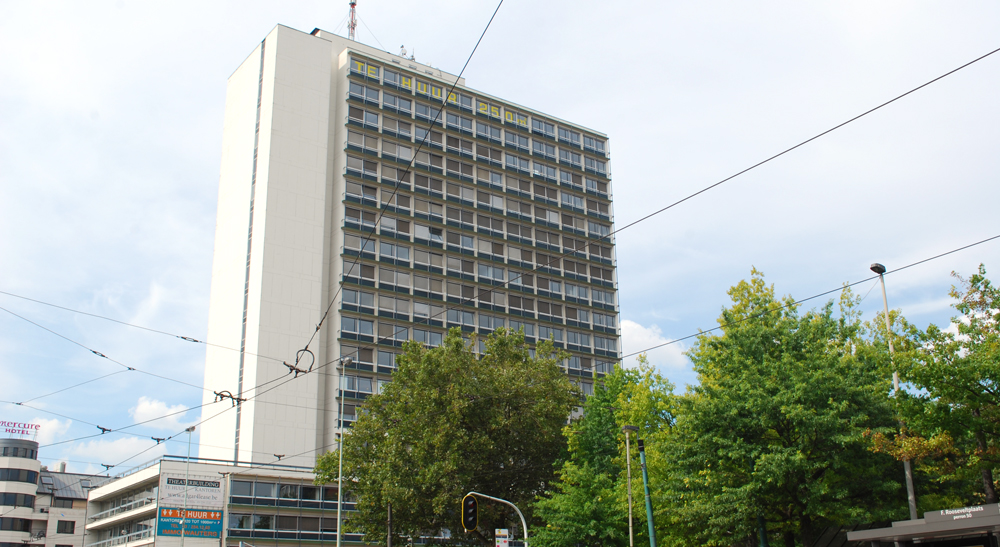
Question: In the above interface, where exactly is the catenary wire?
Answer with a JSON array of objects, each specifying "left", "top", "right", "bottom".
[
  {"left": 616, "top": 233, "right": 1000, "bottom": 360},
  {"left": 326, "top": 43, "right": 1000, "bottom": 367},
  {"left": 357, "top": 16, "right": 387, "bottom": 52}
]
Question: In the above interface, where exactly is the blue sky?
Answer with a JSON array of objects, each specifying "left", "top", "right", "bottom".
[{"left": 2, "top": 0, "right": 999, "bottom": 474}]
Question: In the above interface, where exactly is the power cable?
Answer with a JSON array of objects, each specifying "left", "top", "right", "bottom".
[
  {"left": 357, "top": 16, "right": 387, "bottom": 52},
  {"left": 617, "top": 233, "right": 1000, "bottom": 361},
  {"left": 20, "top": 370, "right": 129, "bottom": 404}
]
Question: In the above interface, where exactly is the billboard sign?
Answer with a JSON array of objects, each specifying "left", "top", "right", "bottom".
[
  {"left": 158, "top": 473, "right": 224, "bottom": 509},
  {"left": 156, "top": 508, "right": 223, "bottom": 538}
]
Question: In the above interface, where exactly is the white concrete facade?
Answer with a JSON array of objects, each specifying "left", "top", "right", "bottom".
[{"left": 201, "top": 25, "right": 619, "bottom": 468}]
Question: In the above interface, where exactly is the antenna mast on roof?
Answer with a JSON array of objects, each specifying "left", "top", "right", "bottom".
[{"left": 347, "top": 1, "right": 357, "bottom": 41}]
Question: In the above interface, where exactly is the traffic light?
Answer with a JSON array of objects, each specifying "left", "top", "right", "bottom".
[{"left": 462, "top": 494, "right": 478, "bottom": 532}]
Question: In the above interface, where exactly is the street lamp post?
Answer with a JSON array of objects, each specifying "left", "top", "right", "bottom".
[
  {"left": 622, "top": 425, "right": 638, "bottom": 547},
  {"left": 336, "top": 357, "right": 354, "bottom": 547},
  {"left": 871, "top": 262, "right": 918, "bottom": 520},
  {"left": 181, "top": 425, "right": 196, "bottom": 547}
]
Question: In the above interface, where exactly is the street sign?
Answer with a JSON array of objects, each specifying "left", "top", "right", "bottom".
[{"left": 495, "top": 528, "right": 509, "bottom": 547}]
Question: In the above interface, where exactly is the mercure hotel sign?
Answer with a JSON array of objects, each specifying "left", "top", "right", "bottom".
[{"left": 0, "top": 421, "right": 40, "bottom": 436}]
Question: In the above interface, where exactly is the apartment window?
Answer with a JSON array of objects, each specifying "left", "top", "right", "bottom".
[
  {"left": 414, "top": 174, "right": 443, "bottom": 193},
  {"left": 477, "top": 214, "right": 504, "bottom": 233},
  {"left": 383, "top": 117, "right": 412, "bottom": 138},
  {"left": 379, "top": 267, "right": 410, "bottom": 288},
  {"left": 446, "top": 207, "right": 474, "bottom": 226},
  {"left": 562, "top": 213, "right": 586, "bottom": 231},
  {"left": 587, "top": 200, "right": 610, "bottom": 217},
  {"left": 559, "top": 149, "right": 582, "bottom": 167},
  {"left": 380, "top": 216, "right": 410, "bottom": 235},
  {"left": 379, "top": 241, "right": 410, "bottom": 262},
  {"left": 509, "top": 295, "right": 534, "bottom": 312},
  {"left": 414, "top": 249, "right": 443, "bottom": 268},
  {"left": 382, "top": 192, "right": 410, "bottom": 211},
  {"left": 536, "top": 230, "right": 560, "bottom": 247},
  {"left": 477, "top": 146, "right": 503, "bottom": 164},
  {"left": 538, "top": 277, "right": 562, "bottom": 294},
  {"left": 533, "top": 140, "right": 556, "bottom": 159},
  {"left": 560, "top": 170, "right": 583, "bottom": 187},
  {"left": 507, "top": 223, "right": 532, "bottom": 240},
  {"left": 348, "top": 106, "right": 378, "bottom": 127},
  {"left": 479, "top": 263, "right": 505, "bottom": 282},
  {"left": 378, "top": 322, "right": 409, "bottom": 342},
  {"left": 535, "top": 207, "right": 560, "bottom": 225},
  {"left": 57, "top": 521, "right": 75, "bottom": 535},
  {"left": 347, "top": 155, "right": 378, "bottom": 177},
  {"left": 415, "top": 127, "right": 443, "bottom": 146},
  {"left": 447, "top": 256, "right": 474, "bottom": 275},
  {"left": 0, "top": 494, "right": 34, "bottom": 508},
  {"left": 477, "top": 191, "right": 503, "bottom": 210},
  {"left": 531, "top": 118, "right": 555, "bottom": 137},
  {"left": 558, "top": 127, "right": 581, "bottom": 146},
  {"left": 447, "top": 183, "right": 475, "bottom": 202},
  {"left": 347, "top": 130, "right": 378, "bottom": 152},
  {"left": 377, "top": 351, "right": 397, "bottom": 371},
  {"left": 415, "top": 224, "right": 443, "bottom": 243},
  {"left": 505, "top": 131, "right": 530, "bottom": 151},
  {"left": 447, "top": 91, "right": 474, "bottom": 110},
  {"left": 382, "top": 141, "right": 413, "bottom": 161},
  {"left": 590, "top": 243, "right": 613, "bottom": 259},
  {"left": 595, "top": 360, "right": 614, "bottom": 374},
  {"left": 593, "top": 289, "right": 615, "bottom": 306},
  {"left": 595, "top": 336, "right": 618, "bottom": 352},
  {"left": 533, "top": 162, "right": 557, "bottom": 180},
  {"left": 383, "top": 69, "right": 412, "bottom": 90},
  {"left": 504, "top": 109, "right": 528, "bottom": 127},
  {"left": 446, "top": 112, "right": 473, "bottom": 133},
  {"left": 506, "top": 154, "right": 530, "bottom": 172},
  {"left": 588, "top": 221, "right": 611, "bottom": 237},
  {"left": 413, "top": 301, "right": 444, "bottom": 320},
  {"left": 566, "top": 283, "right": 588, "bottom": 299},
  {"left": 447, "top": 281, "right": 476, "bottom": 299},
  {"left": 230, "top": 514, "right": 252, "bottom": 529},
  {"left": 579, "top": 381, "right": 594, "bottom": 396},
  {"left": 567, "top": 307, "right": 589, "bottom": 322},
  {"left": 415, "top": 79, "right": 443, "bottom": 100},
  {"left": 476, "top": 121, "right": 501, "bottom": 141},
  {"left": 349, "top": 81, "right": 379, "bottom": 102},
  {"left": 342, "top": 317, "right": 375, "bottom": 337},
  {"left": 415, "top": 198, "right": 443, "bottom": 218},
  {"left": 479, "top": 314, "right": 505, "bottom": 330},
  {"left": 346, "top": 181, "right": 377, "bottom": 200},
  {"left": 564, "top": 237, "right": 587, "bottom": 253},
  {"left": 344, "top": 234, "right": 375, "bottom": 254},
  {"left": 590, "top": 265, "right": 614, "bottom": 282},
  {"left": 415, "top": 102, "right": 442, "bottom": 123},
  {"left": 583, "top": 135, "right": 606, "bottom": 153},
  {"left": 342, "top": 345, "right": 374, "bottom": 364},
  {"left": 563, "top": 259, "right": 586, "bottom": 276},
  {"left": 508, "top": 247, "right": 532, "bottom": 264},
  {"left": 446, "top": 231, "right": 474, "bottom": 250},
  {"left": 567, "top": 331, "right": 590, "bottom": 347},
  {"left": 586, "top": 177, "right": 609, "bottom": 194},
  {"left": 594, "top": 312, "right": 617, "bottom": 328},
  {"left": 538, "top": 301, "right": 563, "bottom": 318},
  {"left": 536, "top": 253, "right": 560, "bottom": 270},
  {"left": 538, "top": 325, "right": 563, "bottom": 342},
  {"left": 413, "top": 328, "right": 443, "bottom": 346},
  {"left": 506, "top": 198, "right": 532, "bottom": 217},
  {"left": 345, "top": 207, "right": 376, "bottom": 228},
  {"left": 510, "top": 319, "right": 536, "bottom": 337},
  {"left": 534, "top": 183, "right": 559, "bottom": 201},
  {"left": 382, "top": 168, "right": 412, "bottom": 187},
  {"left": 477, "top": 100, "right": 502, "bottom": 118},
  {"left": 343, "top": 288, "right": 375, "bottom": 308},
  {"left": 447, "top": 309, "right": 476, "bottom": 326},
  {"left": 415, "top": 151, "right": 443, "bottom": 171},
  {"left": 414, "top": 275, "right": 443, "bottom": 296},
  {"left": 342, "top": 374, "right": 374, "bottom": 393},
  {"left": 585, "top": 157, "right": 607, "bottom": 174},
  {"left": 378, "top": 292, "right": 410, "bottom": 315},
  {"left": 447, "top": 135, "right": 474, "bottom": 155},
  {"left": 343, "top": 259, "right": 375, "bottom": 280},
  {"left": 509, "top": 270, "right": 534, "bottom": 289},
  {"left": 568, "top": 355, "right": 592, "bottom": 371},
  {"left": 350, "top": 58, "right": 380, "bottom": 79}
]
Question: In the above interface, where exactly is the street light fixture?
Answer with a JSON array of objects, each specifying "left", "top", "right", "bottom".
[
  {"left": 336, "top": 356, "right": 354, "bottom": 547},
  {"left": 622, "top": 425, "right": 639, "bottom": 547},
  {"left": 870, "top": 262, "right": 918, "bottom": 520}
]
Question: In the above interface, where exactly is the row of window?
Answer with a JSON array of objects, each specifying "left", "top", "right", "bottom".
[
  {"left": 230, "top": 481, "right": 336, "bottom": 501},
  {"left": 0, "top": 447, "right": 36, "bottom": 459},
  {"left": 0, "top": 493, "right": 34, "bottom": 508},
  {"left": 230, "top": 514, "right": 338, "bottom": 532},
  {"left": 0, "top": 518, "right": 68, "bottom": 533},
  {"left": 0, "top": 469, "right": 38, "bottom": 484},
  {"left": 349, "top": 59, "right": 607, "bottom": 154}
]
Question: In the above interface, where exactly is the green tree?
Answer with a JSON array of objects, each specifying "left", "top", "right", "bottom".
[
  {"left": 659, "top": 270, "right": 903, "bottom": 547},
  {"left": 533, "top": 355, "right": 676, "bottom": 547},
  {"left": 314, "top": 328, "right": 578, "bottom": 546},
  {"left": 874, "top": 265, "right": 1000, "bottom": 506}
]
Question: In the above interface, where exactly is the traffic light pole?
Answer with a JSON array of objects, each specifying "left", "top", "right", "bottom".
[{"left": 467, "top": 491, "right": 528, "bottom": 546}]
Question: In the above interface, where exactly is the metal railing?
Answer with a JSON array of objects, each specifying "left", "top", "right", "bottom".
[
  {"left": 88, "top": 497, "right": 156, "bottom": 522},
  {"left": 85, "top": 529, "right": 153, "bottom": 547}
]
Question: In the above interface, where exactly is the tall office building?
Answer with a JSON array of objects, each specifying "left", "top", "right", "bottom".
[{"left": 200, "top": 25, "right": 619, "bottom": 467}]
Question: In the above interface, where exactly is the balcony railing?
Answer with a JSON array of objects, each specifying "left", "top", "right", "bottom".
[{"left": 88, "top": 497, "right": 156, "bottom": 523}]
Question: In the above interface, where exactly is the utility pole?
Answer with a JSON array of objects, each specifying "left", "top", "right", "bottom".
[
  {"left": 182, "top": 426, "right": 196, "bottom": 547},
  {"left": 347, "top": 1, "right": 357, "bottom": 41},
  {"left": 637, "top": 439, "right": 657, "bottom": 547},
  {"left": 871, "top": 263, "right": 919, "bottom": 520},
  {"left": 387, "top": 502, "right": 392, "bottom": 547},
  {"left": 622, "top": 425, "right": 638, "bottom": 547}
]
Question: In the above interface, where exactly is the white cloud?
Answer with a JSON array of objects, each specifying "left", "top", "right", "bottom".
[
  {"left": 68, "top": 436, "right": 168, "bottom": 475},
  {"left": 620, "top": 319, "right": 691, "bottom": 370},
  {"left": 33, "top": 418, "right": 72, "bottom": 446},
  {"left": 129, "top": 396, "right": 193, "bottom": 431}
]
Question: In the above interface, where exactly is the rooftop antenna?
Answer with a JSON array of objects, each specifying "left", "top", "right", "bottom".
[{"left": 347, "top": 0, "right": 357, "bottom": 41}]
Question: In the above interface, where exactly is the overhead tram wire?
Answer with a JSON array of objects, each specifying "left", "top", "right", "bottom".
[
  {"left": 308, "top": 42, "right": 1000, "bottom": 363},
  {"left": 293, "top": 0, "right": 505, "bottom": 366},
  {"left": 357, "top": 16, "right": 387, "bottom": 52},
  {"left": 0, "top": 289, "right": 288, "bottom": 364},
  {"left": 616, "top": 233, "right": 1000, "bottom": 361},
  {"left": 19, "top": 370, "right": 129, "bottom": 404}
]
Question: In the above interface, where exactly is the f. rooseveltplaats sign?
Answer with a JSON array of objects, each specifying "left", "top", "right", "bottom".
[{"left": 0, "top": 421, "right": 40, "bottom": 437}]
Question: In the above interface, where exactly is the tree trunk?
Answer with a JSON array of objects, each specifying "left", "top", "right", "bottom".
[
  {"left": 973, "top": 409, "right": 998, "bottom": 504},
  {"left": 799, "top": 514, "right": 813, "bottom": 547},
  {"left": 783, "top": 530, "right": 795, "bottom": 547}
]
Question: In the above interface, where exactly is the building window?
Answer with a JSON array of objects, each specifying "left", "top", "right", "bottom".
[
  {"left": 538, "top": 277, "right": 562, "bottom": 294},
  {"left": 532, "top": 140, "right": 556, "bottom": 160},
  {"left": 0, "top": 494, "right": 34, "bottom": 508},
  {"left": 479, "top": 314, "right": 505, "bottom": 331},
  {"left": 506, "top": 154, "right": 530, "bottom": 172},
  {"left": 383, "top": 69, "right": 412, "bottom": 90},
  {"left": 415, "top": 224, "right": 444, "bottom": 244},
  {"left": 350, "top": 58, "right": 380, "bottom": 80},
  {"left": 586, "top": 177, "right": 609, "bottom": 194},
  {"left": 56, "top": 521, "right": 75, "bottom": 534},
  {"left": 343, "top": 259, "right": 375, "bottom": 281},
  {"left": 509, "top": 270, "right": 533, "bottom": 289},
  {"left": 413, "top": 301, "right": 444, "bottom": 321},
  {"left": 346, "top": 155, "right": 378, "bottom": 178},
  {"left": 593, "top": 289, "right": 615, "bottom": 306},
  {"left": 594, "top": 312, "right": 617, "bottom": 328},
  {"left": 587, "top": 198, "right": 610, "bottom": 216},
  {"left": 446, "top": 309, "right": 476, "bottom": 326},
  {"left": 565, "top": 283, "right": 588, "bottom": 300},
  {"left": 342, "top": 317, "right": 374, "bottom": 337},
  {"left": 341, "top": 345, "right": 374, "bottom": 365},
  {"left": 342, "top": 375, "right": 374, "bottom": 394},
  {"left": 533, "top": 162, "right": 557, "bottom": 181},
  {"left": 379, "top": 242, "right": 410, "bottom": 262},
  {"left": 567, "top": 331, "right": 590, "bottom": 347},
  {"left": 504, "top": 109, "right": 528, "bottom": 127},
  {"left": 538, "top": 325, "right": 564, "bottom": 342},
  {"left": 508, "top": 295, "right": 534, "bottom": 312},
  {"left": 348, "top": 81, "right": 379, "bottom": 103},
  {"left": 478, "top": 263, "right": 505, "bottom": 282},
  {"left": 446, "top": 113, "right": 473, "bottom": 133},
  {"left": 378, "top": 267, "right": 410, "bottom": 289},
  {"left": 507, "top": 223, "right": 532, "bottom": 241},
  {"left": 534, "top": 183, "right": 559, "bottom": 202},
  {"left": 559, "top": 148, "right": 582, "bottom": 167},
  {"left": 477, "top": 100, "right": 502, "bottom": 118},
  {"left": 52, "top": 497, "right": 73, "bottom": 509},
  {"left": 415, "top": 102, "right": 442, "bottom": 123},
  {"left": 446, "top": 183, "right": 475, "bottom": 203},
  {"left": 413, "top": 328, "right": 443, "bottom": 347},
  {"left": 558, "top": 127, "right": 581, "bottom": 146},
  {"left": 446, "top": 231, "right": 474, "bottom": 251},
  {"left": 347, "top": 106, "right": 378, "bottom": 128},
  {"left": 0, "top": 469, "right": 38, "bottom": 484},
  {"left": 383, "top": 117, "right": 412, "bottom": 139},
  {"left": 447, "top": 92, "right": 474, "bottom": 110},
  {"left": 561, "top": 192, "right": 584, "bottom": 209},
  {"left": 253, "top": 515, "right": 274, "bottom": 530},
  {"left": 505, "top": 131, "right": 529, "bottom": 151},
  {"left": 414, "top": 249, "right": 443, "bottom": 269},
  {"left": 476, "top": 122, "right": 501, "bottom": 141},
  {"left": 531, "top": 118, "right": 555, "bottom": 138},
  {"left": 446, "top": 159, "right": 474, "bottom": 179},
  {"left": 413, "top": 275, "right": 443, "bottom": 296},
  {"left": 510, "top": 319, "right": 536, "bottom": 337},
  {"left": 415, "top": 80, "right": 443, "bottom": 100},
  {"left": 583, "top": 135, "right": 606, "bottom": 154},
  {"left": 377, "top": 351, "right": 397, "bottom": 370},
  {"left": 560, "top": 170, "right": 583, "bottom": 188},
  {"left": 447, "top": 136, "right": 474, "bottom": 156},
  {"left": 585, "top": 157, "right": 607, "bottom": 175},
  {"left": 378, "top": 296, "right": 410, "bottom": 316},
  {"left": 595, "top": 337, "right": 618, "bottom": 352},
  {"left": 414, "top": 174, "right": 443, "bottom": 194},
  {"left": 588, "top": 221, "right": 611, "bottom": 237}
]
